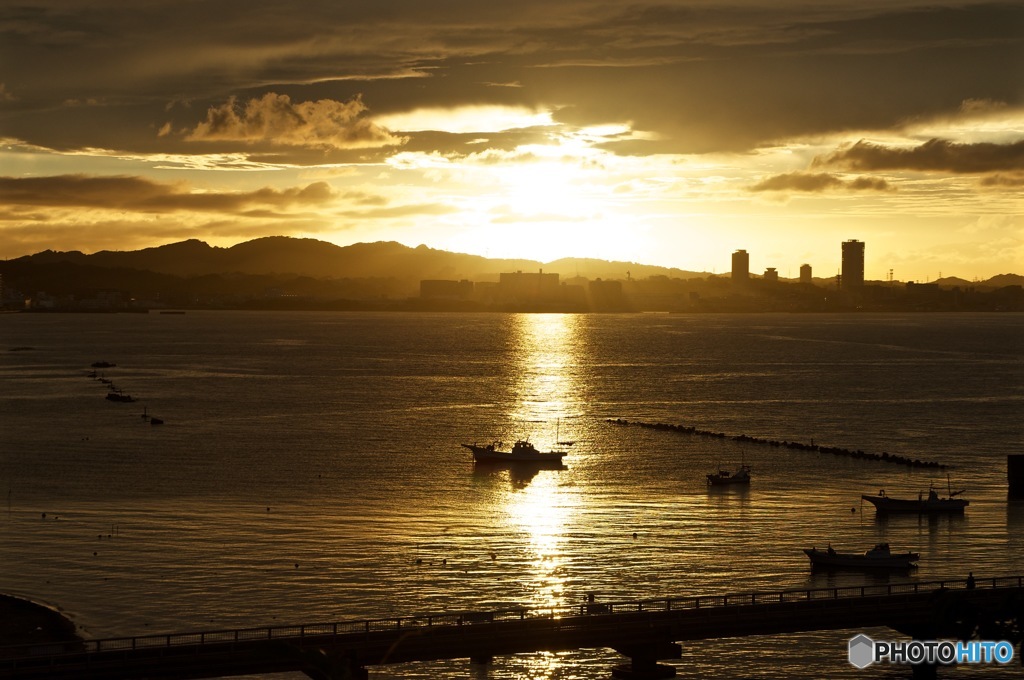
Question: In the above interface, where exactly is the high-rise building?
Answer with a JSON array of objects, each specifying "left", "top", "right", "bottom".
[
  {"left": 731, "top": 250, "right": 749, "bottom": 281},
  {"left": 841, "top": 240, "right": 865, "bottom": 289},
  {"left": 763, "top": 268, "right": 778, "bottom": 282},
  {"left": 799, "top": 264, "right": 812, "bottom": 284}
]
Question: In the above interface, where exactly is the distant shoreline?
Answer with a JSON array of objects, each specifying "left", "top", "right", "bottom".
[{"left": 0, "top": 594, "right": 83, "bottom": 657}]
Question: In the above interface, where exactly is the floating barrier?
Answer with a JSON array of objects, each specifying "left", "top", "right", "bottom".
[{"left": 606, "top": 418, "right": 946, "bottom": 469}]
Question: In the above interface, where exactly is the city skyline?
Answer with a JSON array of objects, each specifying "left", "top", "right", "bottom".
[{"left": 1, "top": 1, "right": 1022, "bottom": 282}]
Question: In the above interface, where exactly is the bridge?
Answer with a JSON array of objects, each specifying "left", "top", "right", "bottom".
[{"left": 1, "top": 576, "right": 1021, "bottom": 680}]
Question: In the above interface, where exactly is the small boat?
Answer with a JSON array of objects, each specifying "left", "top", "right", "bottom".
[
  {"left": 91, "top": 361, "right": 116, "bottom": 368},
  {"left": 804, "top": 543, "right": 919, "bottom": 570},
  {"left": 106, "top": 390, "right": 135, "bottom": 403},
  {"left": 555, "top": 418, "right": 576, "bottom": 447},
  {"left": 461, "top": 440, "right": 567, "bottom": 465},
  {"left": 706, "top": 464, "right": 751, "bottom": 486},
  {"left": 861, "top": 480, "right": 968, "bottom": 514}
]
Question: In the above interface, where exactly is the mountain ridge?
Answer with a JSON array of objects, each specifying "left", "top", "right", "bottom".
[
  {"left": 7, "top": 236, "right": 1021, "bottom": 288},
  {"left": 9, "top": 237, "right": 712, "bottom": 282}
]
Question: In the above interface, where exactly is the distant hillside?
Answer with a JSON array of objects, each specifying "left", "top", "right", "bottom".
[
  {"left": 983, "top": 274, "right": 1024, "bottom": 288},
  {"left": 10, "top": 237, "right": 710, "bottom": 282},
  {"left": 934, "top": 273, "right": 1024, "bottom": 289}
]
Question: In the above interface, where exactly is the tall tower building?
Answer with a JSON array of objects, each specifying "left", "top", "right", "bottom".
[
  {"left": 841, "top": 240, "right": 865, "bottom": 289},
  {"left": 731, "top": 250, "right": 749, "bottom": 282},
  {"left": 799, "top": 263, "right": 812, "bottom": 284}
]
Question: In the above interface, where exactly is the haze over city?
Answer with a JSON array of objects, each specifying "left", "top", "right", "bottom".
[{"left": 1, "top": 1, "right": 1022, "bottom": 281}]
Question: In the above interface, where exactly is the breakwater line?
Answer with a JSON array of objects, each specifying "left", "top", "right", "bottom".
[{"left": 606, "top": 418, "right": 947, "bottom": 469}]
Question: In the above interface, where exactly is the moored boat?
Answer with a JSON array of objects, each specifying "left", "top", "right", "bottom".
[
  {"left": 706, "top": 464, "right": 751, "bottom": 486},
  {"left": 461, "top": 440, "right": 567, "bottom": 465},
  {"left": 861, "top": 484, "right": 968, "bottom": 514},
  {"left": 804, "top": 543, "right": 919, "bottom": 570},
  {"left": 105, "top": 390, "right": 135, "bottom": 403}
]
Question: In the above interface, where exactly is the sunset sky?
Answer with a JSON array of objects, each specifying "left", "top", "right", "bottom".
[{"left": 1, "top": 0, "right": 1021, "bottom": 282}]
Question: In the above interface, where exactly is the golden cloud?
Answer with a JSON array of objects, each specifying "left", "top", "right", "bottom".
[
  {"left": 0, "top": 175, "right": 341, "bottom": 213},
  {"left": 186, "top": 93, "right": 407, "bottom": 149}
]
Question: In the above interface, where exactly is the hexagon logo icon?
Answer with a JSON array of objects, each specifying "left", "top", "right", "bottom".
[{"left": 848, "top": 634, "right": 875, "bottom": 669}]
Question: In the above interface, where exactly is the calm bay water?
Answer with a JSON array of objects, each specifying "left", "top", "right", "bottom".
[{"left": 1, "top": 311, "right": 1022, "bottom": 678}]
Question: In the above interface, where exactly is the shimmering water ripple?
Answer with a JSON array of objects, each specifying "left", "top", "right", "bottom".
[{"left": 1, "top": 311, "right": 1021, "bottom": 679}]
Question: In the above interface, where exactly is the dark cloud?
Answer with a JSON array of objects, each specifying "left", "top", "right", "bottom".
[
  {"left": 0, "top": 1, "right": 1020, "bottom": 156},
  {"left": 0, "top": 175, "right": 343, "bottom": 213},
  {"left": 813, "top": 138, "right": 1024, "bottom": 173},
  {"left": 749, "top": 172, "right": 893, "bottom": 193}
]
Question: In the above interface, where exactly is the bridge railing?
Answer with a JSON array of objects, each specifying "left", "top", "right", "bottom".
[{"left": 3, "top": 575, "right": 1020, "bottom": 663}]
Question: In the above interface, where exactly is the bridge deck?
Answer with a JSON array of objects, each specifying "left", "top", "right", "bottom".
[{"left": 2, "top": 575, "right": 1021, "bottom": 679}]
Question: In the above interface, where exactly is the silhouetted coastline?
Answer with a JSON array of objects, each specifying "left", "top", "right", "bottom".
[{"left": 1, "top": 238, "right": 1021, "bottom": 313}]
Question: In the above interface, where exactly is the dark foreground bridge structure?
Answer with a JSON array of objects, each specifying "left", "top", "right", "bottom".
[{"left": 2, "top": 576, "right": 1021, "bottom": 680}]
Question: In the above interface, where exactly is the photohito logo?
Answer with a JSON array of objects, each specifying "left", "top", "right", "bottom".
[{"left": 849, "top": 634, "right": 1015, "bottom": 668}]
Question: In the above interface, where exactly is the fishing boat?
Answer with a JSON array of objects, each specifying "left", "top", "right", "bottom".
[
  {"left": 861, "top": 479, "right": 968, "bottom": 514},
  {"left": 804, "top": 543, "right": 919, "bottom": 570},
  {"left": 461, "top": 439, "right": 567, "bottom": 465},
  {"left": 706, "top": 464, "right": 751, "bottom": 486}
]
